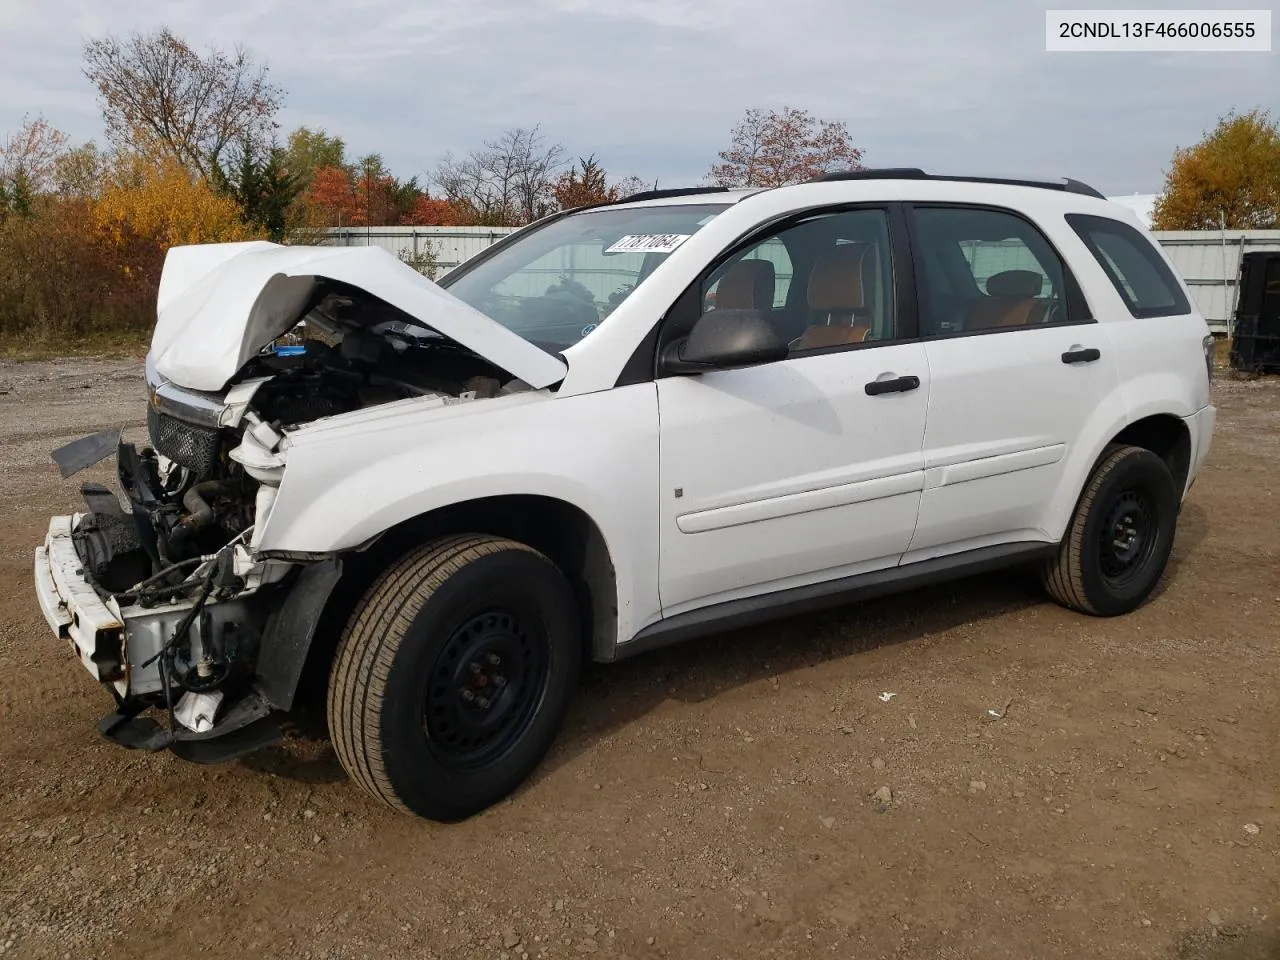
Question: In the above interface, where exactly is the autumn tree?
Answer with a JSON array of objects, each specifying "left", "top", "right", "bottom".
[
  {"left": 304, "top": 164, "right": 360, "bottom": 227},
  {"left": 435, "top": 126, "right": 565, "bottom": 226},
  {"left": 95, "top": 155, "right": 260, "bottom": 248},
  {"left": 407, "top": 196, "right": 467, "bottom": 225},
  {"left": 83, "top": 27, "right": 282, "bottom": 178},
  {"left": 709, "top": 106, "right": 864, "bottom": 187},
  {"left": 553, "top": 155, "right": 620, "bottom": 209},
  {"left": 53, "top": 143, "right": 107, "bottom": 200},
  {"left": 0, "top": 115, "right": 69, "bottom": 216},
  {"left": 1152, "top": 108, "right": 1280, "bottom": 230}
]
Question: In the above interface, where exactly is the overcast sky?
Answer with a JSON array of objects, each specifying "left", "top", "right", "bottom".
[{"left": 0, "top": 0, "right": 1275, "bottom": 195}]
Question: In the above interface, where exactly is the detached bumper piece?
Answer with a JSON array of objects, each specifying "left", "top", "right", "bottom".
[{"left": 96, "top": 691, "right": 282, "bottom": 763}]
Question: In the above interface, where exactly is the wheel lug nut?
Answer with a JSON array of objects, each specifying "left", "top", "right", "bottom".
[
  {"left": 487, "top": 653, "right": 501, "bottom": 666},
  {"left": 477, "top": 697, "right": 490, "bottom": 709},
  {"left": 494, "top": 675, "right": 507, "bottom": 688},
  {"left": 469, "top": 662, "right": 481, "bottom": 674},
  {"left": 461, "top": 689, "right": 475, "bottom": 702}
]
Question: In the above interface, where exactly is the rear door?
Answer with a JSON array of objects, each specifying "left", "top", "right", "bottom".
[{"left": 904, "top": 204, "right": 1121, "bottom": 561}]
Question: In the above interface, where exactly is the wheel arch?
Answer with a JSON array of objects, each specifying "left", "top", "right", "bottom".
[
  {"left": 284, "top": 493, "right": 619, "bottom": 724},
  {"left": 1108, "top": 413, "right": 1192, "bottom": 495}
]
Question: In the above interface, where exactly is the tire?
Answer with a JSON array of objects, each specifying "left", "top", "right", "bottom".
[
  {"left": 1041, "top": 444, "right": 1180, "bottom": 617},
  {"left": 327, "top": 534, "right": 581, "bottom": 821}
]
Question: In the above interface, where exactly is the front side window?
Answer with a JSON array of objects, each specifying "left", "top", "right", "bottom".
[
  {"left": 912, "top": 207, "right": 1072, "bottom": 336},
  {"left": 440, "top": 203, "right": 728, "bottom": 352},
  {"left": 696, "top": 208, "right": 897, "bottom": 353},
  {"left": 1066, "top": 213, "right": 1191, "bottom": 318}
]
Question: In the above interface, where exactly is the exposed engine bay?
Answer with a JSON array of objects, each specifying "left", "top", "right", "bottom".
[{"left": 52, "top": 280, "right": 530, "bottom": 756}]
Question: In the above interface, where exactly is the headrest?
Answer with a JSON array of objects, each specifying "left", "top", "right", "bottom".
[
  {"left": 715, "top": 259, "right": 776, "bottom": 311},
  {"left": 985, "top": 270, "right": 1043, "bottom": 299},
  {"left": 808, "top": 243, "right": 869, "bottom": 311}
]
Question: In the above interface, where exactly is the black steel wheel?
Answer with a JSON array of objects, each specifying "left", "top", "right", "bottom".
[
  {"left": 1042, "top": 444, "right": 1181, "bottom": 616},
  {"left": 424, "top": 609, "right": 551, "bottom": 772},
  {"left": 328, "top": 535, "right": 581, "bottom": 821}
]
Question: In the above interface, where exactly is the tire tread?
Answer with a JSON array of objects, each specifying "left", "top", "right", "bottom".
[
  {"left": 326, "top": 534, "right": 539, "bottom": 815},
  {"left": 1041, "top": 443, "right": 1145, "bottom": 615}
]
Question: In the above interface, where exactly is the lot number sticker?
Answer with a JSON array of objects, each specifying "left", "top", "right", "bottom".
[{"left": 605, "top": 234, "right": 691, "bottom": 254}]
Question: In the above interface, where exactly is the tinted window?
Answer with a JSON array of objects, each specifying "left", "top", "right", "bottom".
[
  {"left": 1066, "top": 213, "right": 1191, "bottom": 318},
  {"left": 912, "top": 207, "right": 1073, "bottom": 336},
  {"left": 699, "top": 209, "right": 897, "bottom": 352}
]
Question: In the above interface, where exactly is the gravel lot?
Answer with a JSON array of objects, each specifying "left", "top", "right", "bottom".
[{"left": 0, "top": 357, "right": 1277, "bottom": 960}]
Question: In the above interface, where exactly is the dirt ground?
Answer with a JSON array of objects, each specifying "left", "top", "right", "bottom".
[{"left": 0, "top": 357, "right": 1277, "bottom": 960}]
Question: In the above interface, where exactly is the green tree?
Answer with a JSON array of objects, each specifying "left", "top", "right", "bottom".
[
  {"left": 213, "top": 138, "right": 303, "bottom": 240},
  {"left": 1152, "top": 108, "right": 1280, "bottom": 230},
  {"left": 284, "top": 126, "right": 346, "bottom": 188}
]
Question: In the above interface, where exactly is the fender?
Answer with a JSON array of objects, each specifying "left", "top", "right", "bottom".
[{"left": 256, "top": 383, "right": 662, "bottom": 646}]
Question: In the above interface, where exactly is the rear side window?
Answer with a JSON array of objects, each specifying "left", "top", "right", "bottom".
[{"left": 1066, "top": 214, "right": 1190, "bottom": 318}]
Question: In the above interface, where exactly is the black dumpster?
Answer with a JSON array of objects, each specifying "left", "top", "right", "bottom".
[{"left": 1230, "top": 251, "right": 1280, "bottom": 374}]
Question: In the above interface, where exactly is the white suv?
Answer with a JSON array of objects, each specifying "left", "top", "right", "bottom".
[{"left": 34, "top": 169, "right": 1216, "bottom": 821}]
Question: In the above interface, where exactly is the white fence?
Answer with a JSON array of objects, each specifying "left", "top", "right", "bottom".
[
  {"left": 325, "top": 226, "right": 518, "bottom": 276},
  {"left": 325, "top": 225, "right": 1277, "bottom": 335}
]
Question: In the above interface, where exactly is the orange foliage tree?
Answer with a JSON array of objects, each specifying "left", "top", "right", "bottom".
[
  {"left": 407, "top": 195, "right": 467, "bottom": 225},
  {"left": 94, "top": 156, "right": 260, "bottom": 248},
  {"left": 1152, "top": 108, "right": 1280, "bottom": 230},
  {"left": 709, "top": 106, "right": 864, "bottom": 187},
  {"left": 302, "top": 164, "right": 361, "bottom": 227}
]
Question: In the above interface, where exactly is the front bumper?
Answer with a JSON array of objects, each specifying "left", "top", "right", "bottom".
[{"left": 35, "top": 515, "right": 130, "bottom": 695}]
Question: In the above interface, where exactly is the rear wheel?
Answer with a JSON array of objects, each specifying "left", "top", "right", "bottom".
[
  {"left": 1041, "top": 444, "right": 1180, "bottom": 616},
  {"left": 327, "top": 535, "right": 581, "bottom": 820}
]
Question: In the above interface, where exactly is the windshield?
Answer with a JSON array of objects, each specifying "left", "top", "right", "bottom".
[{"left": 439, "top": 203, "right": 729, "bottom": 352}]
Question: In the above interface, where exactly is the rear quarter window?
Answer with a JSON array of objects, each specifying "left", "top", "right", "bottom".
[{"left": 1066, "top": 213, "right": 1191, "bottom": 319}]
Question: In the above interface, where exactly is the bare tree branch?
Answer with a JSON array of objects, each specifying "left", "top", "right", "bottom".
[
  {"left": 82, "top": 27, "right": 282, "bottom": 177},
  {"left": 434, "top": 126, "right": 565, "bottom": 226}
]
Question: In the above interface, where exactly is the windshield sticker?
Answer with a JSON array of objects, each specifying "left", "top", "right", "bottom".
[{"left": 605, "top": 234, "right": 692, "bottom": 255}]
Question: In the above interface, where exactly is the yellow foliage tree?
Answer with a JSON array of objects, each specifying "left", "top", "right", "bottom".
[
  {"left": 1152, "top": 109, "right": 1280, "bottom": 230},
  {"left": 94, "top": 156, "right": 262, "bottom": 248}
]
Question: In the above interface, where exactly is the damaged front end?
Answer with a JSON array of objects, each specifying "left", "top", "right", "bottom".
[{"left": 35, "top": 250, "right": 549, "bottom": 762}]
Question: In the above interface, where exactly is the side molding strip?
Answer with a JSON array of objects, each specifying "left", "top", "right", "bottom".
[{"left": 613, "top": 541, "right": 1056, "bottom": 661}]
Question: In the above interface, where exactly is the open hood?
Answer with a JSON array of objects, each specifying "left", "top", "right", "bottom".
[{"left": 150, "top": 241, "right": 569, "bottom": 392}]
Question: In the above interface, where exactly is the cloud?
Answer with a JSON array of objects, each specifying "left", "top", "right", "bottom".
[{"left": 0, "top": 0, "right": 1274, "bottom": 193}]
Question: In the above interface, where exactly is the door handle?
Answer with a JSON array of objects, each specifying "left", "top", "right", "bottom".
[
  {"left": 864, "top": 375, "right": 921, "bottom": 396},
  {"left": 1061, "top": 347, "right": 1101, "bottom": 364}
]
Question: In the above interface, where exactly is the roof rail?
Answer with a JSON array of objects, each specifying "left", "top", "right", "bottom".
[
  {"left": 616, "top": 186, "right": 731, "bottom": 203},
  {"left": 810, "top": 167, "right": 929, "bottom": 182},
  {"left": 809, "top": 168, "right": 1106, "bottom": 200}
]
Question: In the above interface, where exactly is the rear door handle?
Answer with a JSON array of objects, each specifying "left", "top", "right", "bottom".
[
  {"left": 1061, "top": 347, "right": 1101, "bottom": 364},
  {"left": 864, "top": 375, "right": 921, "bottom": 396}
]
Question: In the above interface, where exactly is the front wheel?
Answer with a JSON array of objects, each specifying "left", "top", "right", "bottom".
[
  {"left": 1041, "top": 444, "right": 1180, "bottom": 616},
  {"left": 327, "top": 535, "right": 581, "bottom": 820}
]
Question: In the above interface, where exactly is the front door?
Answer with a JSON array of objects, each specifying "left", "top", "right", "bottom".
[{"left": 654, "top": 207, "right": 930, "bottom": 617}]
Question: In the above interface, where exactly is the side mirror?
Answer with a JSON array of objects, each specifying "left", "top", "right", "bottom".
[{"left": 660, "top": 309, "right": 789, "bottom": 375}]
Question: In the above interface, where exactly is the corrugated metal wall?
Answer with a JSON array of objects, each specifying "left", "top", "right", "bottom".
[
  {"left": 326, "top": 226, "right": 1280, "bottom": 335},
  {"left": 1151, "top": 231, "right": 1280, "bottom": 334}
]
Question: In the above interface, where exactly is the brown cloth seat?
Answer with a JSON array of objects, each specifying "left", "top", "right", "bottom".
[
  {"left": 794, "top": 244, "right": 873, "bottom": 350},
  {"left": 966, "top": 269, "right": 1048, "bottom": 329}
]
